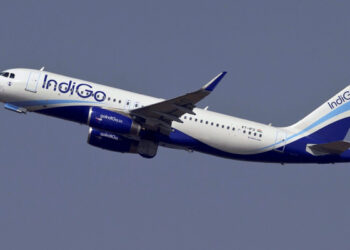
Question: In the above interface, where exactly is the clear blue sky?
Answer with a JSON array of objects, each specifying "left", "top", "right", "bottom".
[{"left": 1, "top": 0, "right": 350, "bottom": 249}]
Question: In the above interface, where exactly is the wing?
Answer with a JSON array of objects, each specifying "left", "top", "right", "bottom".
[{"left": 130, "top": 72, "right": 227, "bottom": 134}]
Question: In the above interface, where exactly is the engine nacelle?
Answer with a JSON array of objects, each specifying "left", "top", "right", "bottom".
[
  {"left": 88, "top": 107, "right": 141, "bottom": 135},
  {"left": 87, "top": 128, "right": 159, "bottom": 158},
  {"left": 88, "top": 128, "right": 138, "bottom": 153}
]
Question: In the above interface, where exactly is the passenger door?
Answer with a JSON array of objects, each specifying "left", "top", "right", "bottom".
[{"left": 25, "top": 71, "right": 41, "bottom": 93}]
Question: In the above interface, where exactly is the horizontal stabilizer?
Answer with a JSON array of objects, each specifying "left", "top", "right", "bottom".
[{"left": 306, "top": 129, "right": 350, "bottom": 156}]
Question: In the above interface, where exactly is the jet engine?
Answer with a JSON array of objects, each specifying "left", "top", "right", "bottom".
[
  {"left": 88, "top": 107, "right": 141, "bottom": 136},
  {"left": 87, "top": 128, "right": 158, "bottom": 158},
  {"left": 88, "top": 127, "right": 138, "bottom": 153}
]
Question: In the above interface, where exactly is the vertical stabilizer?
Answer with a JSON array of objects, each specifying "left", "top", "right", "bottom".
[{"left": 289, "top": 85, "right": 350, "bottom": 132}]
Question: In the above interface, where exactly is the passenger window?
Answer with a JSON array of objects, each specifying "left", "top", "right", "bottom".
[
  {"left": 227, "top": 126, "right": 230, "bottom": 130},
  {"left": 216, "top": 124, "right": 219, "bottom": 127},
  {"left": 232, "top": 127, "right": 235, "bottom": 131},
  {"left": 259, "top": 134, "right": 262, "bottom": 137},
  {"left": 206, "top": 121, "right": 208, "bottom": 124},
  {"left": 10, "top": 73, "right": 15, "bottom": 79},
  {"left": 108, "top": 97, "right": 111, "bottom": 101},
  {"left": 200, "top": 120, "right": 203, "bottom": 123},
  {"left": 184, "top": 116, "right": 187, "bottom": 119},
  {"left": 211, "top": 122, "right": 214, "bottom": 126},
  {"left": 195, "top": 118, "right": 198, "bottom": 122},
  {"left": 3, "top": 72, "right": 9, "bottom": 77},
  {"left": 189, "top": 117, "right": 192, "bottom": 120}
]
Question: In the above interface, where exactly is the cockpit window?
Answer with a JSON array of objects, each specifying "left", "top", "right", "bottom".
[{"left": 0, "top": 72, "right": 15, "bottom": 78}]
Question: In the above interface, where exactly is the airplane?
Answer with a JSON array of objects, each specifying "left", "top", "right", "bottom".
[{"left": 0, "top": 68, "right": 350, "bottom": 164}]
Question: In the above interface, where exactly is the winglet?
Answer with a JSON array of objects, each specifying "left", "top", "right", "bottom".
[{"left": 202, "top": 72, "right": 227, "bottom": 92}]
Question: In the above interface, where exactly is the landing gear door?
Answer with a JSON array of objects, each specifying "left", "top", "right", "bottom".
[
  {"left": 25, "top": 71, "right": 41, "bottom": 93},
  {"left": 274, "top": 129, "right": 287, "bottom": 152}
]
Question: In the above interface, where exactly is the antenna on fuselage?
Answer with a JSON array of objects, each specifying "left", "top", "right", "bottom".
[{"left": 40, "top": 67, "right": 45, "bottom": 71}]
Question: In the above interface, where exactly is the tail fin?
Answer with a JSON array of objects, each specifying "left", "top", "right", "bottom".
[{"left": 288, "top": 85, "right": 350, "bottom": 141}]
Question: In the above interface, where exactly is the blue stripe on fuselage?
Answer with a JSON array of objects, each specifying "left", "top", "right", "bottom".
[
  {"left": 260, "top": 100, "right": 350, "bottom": 151},
  {"left": 36, "top": 105, "right": 90, "bottom": 124},
  {"left": 30, "top": 104, "right": 350, "bottom": 163},
  {"left": 11, "top": 99, "right": 97, "bottom": 107}
]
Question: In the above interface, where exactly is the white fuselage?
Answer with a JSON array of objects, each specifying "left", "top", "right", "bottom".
[
  {"left": 0, "top": 68, "right": 306, "bottom": 162},
  {"left": 1, "top": 68, "right": 349, "bottom": 163}
]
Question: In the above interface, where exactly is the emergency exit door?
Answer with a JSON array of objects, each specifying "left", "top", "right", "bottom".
[{"left": 274, "top": 130, "right": 287, "bottom": 152}]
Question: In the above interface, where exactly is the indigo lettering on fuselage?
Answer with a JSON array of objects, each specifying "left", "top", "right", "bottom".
[
  {"left": 42, "top": 74, "right": 106, "bottom": 102},
  {"left": 327, "top": 91, "right": 350, "bottom": 110}
]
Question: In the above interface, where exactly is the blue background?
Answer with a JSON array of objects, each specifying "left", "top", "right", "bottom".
[{"left": 1, "top": 1, "right": 350, "bottom": 249}]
